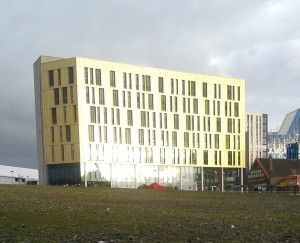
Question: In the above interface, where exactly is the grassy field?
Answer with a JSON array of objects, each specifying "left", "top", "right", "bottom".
[{"left": 0, "top": 185, "right": 300, "bottom": 242}]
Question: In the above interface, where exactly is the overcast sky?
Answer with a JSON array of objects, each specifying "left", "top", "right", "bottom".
[{"left": 1, "top": 0, "right": 300, "bottom": 169}]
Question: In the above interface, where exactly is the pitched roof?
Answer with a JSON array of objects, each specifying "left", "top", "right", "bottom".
[{"left": 256, "top": 158, "right": 300, "bottom": 178}]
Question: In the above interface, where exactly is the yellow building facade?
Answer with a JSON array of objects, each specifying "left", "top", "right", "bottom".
[{"left": 34, "top": 56, "right": 245, "bottom": 191}]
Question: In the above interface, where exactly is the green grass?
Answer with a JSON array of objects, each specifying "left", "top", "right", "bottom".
[{"left": 0, "top": 185, "right": 300, "bottom": 242}]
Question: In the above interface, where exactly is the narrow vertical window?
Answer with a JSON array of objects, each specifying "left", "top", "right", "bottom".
[
  {"left": 110, "top": 71, "right": 115, "bottom": 87},
  {"left": 90, "top": 68, "right": 94, "bottom": 84},
  {"left": 158, "top": 77, "right": 164, "bottom": 93},
  {"left": 136, "top": 74, "right": 139, "bottom": 90},
  {"left": 96, "top": 69, "right": 101, "bottom": 85},
  {"left": 51, "top": 108, "right": 57, "bottom": 124},
  {"left": 66, "top": 125, "right": 71, "bottom": 142},
  {"left": 58, "top": 69, "right": 61, "bottom": 86},
  {"left": 113, "top": 90, "right": 119, "bottom": 106},
  {"left": 84, "top": 67, "right": 88, "bottom": 84},
  {"left": 203, "top": 82, "right": 207, "bottom": 98},
  {"left": 68, "top": 67, "right": 74, "bottom": 84},
  {"left": 88, "top": 125, "right": 95, "bottom": 142},
  {"left": 99, "top": 88, "right": 105, "bottom": 105},
  {"left": 49, "top": 70, "right": 54, "bottom": 87},
  {"left": 62, "top": 87, "right": 68, "bottom": 104},
  {"left": 54, "top": 88, "right": 59, "bottom": 105},
  {"left": 86, "top": 87, "right": 90, "bottom": 104}
]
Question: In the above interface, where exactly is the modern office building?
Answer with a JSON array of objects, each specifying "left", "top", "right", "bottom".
[
  {"left": 245, "top": 112, "right": 268, "bottom": 172},
  {"left": 268, "top": 109, "right": 300, "bottom": 159},
  {"left": 34, "top": 56, "right": 246, "bottom": 191}
]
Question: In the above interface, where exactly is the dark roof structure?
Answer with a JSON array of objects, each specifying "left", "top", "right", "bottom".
[{"left": 254, "top": 157, "right": 300, "bottom": 179}]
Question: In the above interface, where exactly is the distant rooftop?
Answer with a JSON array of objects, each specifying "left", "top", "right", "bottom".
[{"left": 278, "top": 109, "right": 300, "bottom": 135}]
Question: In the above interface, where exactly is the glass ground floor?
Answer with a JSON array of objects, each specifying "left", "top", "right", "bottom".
[{"left": 80, "top": 163, "right": 243, "bottom": 192}]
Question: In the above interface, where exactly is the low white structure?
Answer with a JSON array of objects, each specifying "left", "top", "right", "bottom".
[{"left": 0, "top": 165, "right": 38, "bottom": 185}]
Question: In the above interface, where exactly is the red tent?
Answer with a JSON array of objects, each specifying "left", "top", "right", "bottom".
[{"left": 145, "top": 183, "right": 165, "bottom": 190}]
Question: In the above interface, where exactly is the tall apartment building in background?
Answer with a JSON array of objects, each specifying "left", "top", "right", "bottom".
[
  {"left": 268, "top": 108, "right": 300, "bottom": 159},
  {"left": 34, "top": 56, "right": 246, "bottom": 191},
  {"left": 245, "top": 112, "right": 268, "bottom": 172}
]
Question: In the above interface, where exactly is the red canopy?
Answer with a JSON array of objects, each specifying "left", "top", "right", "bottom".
[{"left": 145, "top": 183, "right": 165, "bottom": 190}]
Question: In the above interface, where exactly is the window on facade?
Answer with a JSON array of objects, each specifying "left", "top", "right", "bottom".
[
  {"left": 237, "top": 87, "right": 240, "bottom": 101},
  {"left": 113, "top": 90, "right": 119, "bottom": 106},
  {"left": 135, "top": 74, "right": 139, "bottom": 90},
  {"left": 228, "top": 151, "right": 232, "bottom": 165},
  {"left": 63, "top": 106, "right": 67, "bottom": 123},
  {"left": 227, "top": 118, "right": 233, "bottom": 133},
  {"left": 96, "top": 69, "right": 101, "bottom": 85},
  {"left": 70, "top": 86, "right": 74, "bottom": 103},
  {"left": 183, "top": 98, "right": 186, "bottom": 113},
  {"left": 99, "top": 88, "right": 105, "bottom": 105},
  {"left": 148, "top": 94, "right": 154, "bottom": 110},
  {"left": 215, "top": 134, "right": 219, "bottom": 149},
  {"left": 152, "top": 130, "right": 156, "bottom": 146},
  {"left": 164, "top": 113, "right": 167, "bottom": 129},
  {"left": 71, "top": 144, "right": 75, "bottom": 161},
  {"left": 86, "top": 87, "right": 90, "bottom": 104},
  {"left": 122, "top": 91, "right": 126, "bottom": 107},
  {"left": 205, "top": 100, "right": 210, "bottom": 115},
  {"left": 51, "top": 108, "right": 57, "bottom": 124},
  {"left": 184, "top": 132, "right": 189, "bottom": 147},
  {"left": 214, "top": 84, "right": 217, "bottom": 99},
  {"left": 51, "top": 145, "right": 55, "bottom": 162},
  {"left": 182, "top": 80, "right": 185, "bottom": 95},
  {"left": 142, "top": 93, "right": 145, "bottom": 109},
  {"left": 140, "top": 111, "right": 146, "bottom": 127},
  {"left": 49, "top": 70, "right": 54, "bottom": 87},
  {"left": 174, "top": 114, "right": 179, "bottom": 130},
  {"left": 127, "top": 91, "right": 131, "bottom": 108},
  {"left": 90, "top": 106, "right": 96, "bottom": 123},
  {"left": 62, "top": 87, "right": 68, "bottom": 104},
  {"left": 186, "top": 115, "right": 191, "bottom": 131},
  {"left": 172, "top": 131, "right": 177, "bottom": 147},
  {"left": 66, "top": 125, "right": 71, "bottom": 142},
  {"left": 73, "top": 105, "right": 77, "bottom": 122},
  {"left": 88, "top": 125, "right": 95, "bottom": 142},
  {"left": 54, "top": 88, "right": 59, "bottom": 105},
  {"left": 203, "top": 82, "right": 207, "bottom": 97},
  {"left": 84, "top": 67, "right": 88, "bottom": 84},
  {"left": 110, "top": 71, "right": 116, "bottom": 87},
  {"left": 234, "top": 102, "right": 239, "bottom": 117},
  {"left": 193, "top": 98, "right": 198, "bottom": 114},
  {"left": 227, "top": 85, "right": 234, "bottom": 100},
  {"left": 138, "top": 129, "right": 144, "bottom": 145},
  {"left": 190, "top": 81, "right": 196, "bottom": 96},
  {"left": 123, "top": 72, "right": 127, "bottom": 89},
  {"left": 191, "top": 149, "right": 197, "bottom": 164},
  {"left": 161, "top": 95, "right": 166, "bottom": 111},
  {"left": 61, "top": 145, "right": 65, "bottom": 161},
  {"left": 152, "top": 112, "right": 156, "bottom": 128},
  {"left": 58, "top": 69, "right": 61, "bottom": 86},
  {"left": 160, "top": 148, "right": 165, "bottom": 164},
  {"left": 125, "top": 128, "right": 131, "bottom": 144},
  {"left": 113, "top": 127, "right": 117, "bottom": 144},
  {"left": 124, "top": 110, "right": 132, "bottom": 126},
  {"left": 204, "top": 150, "right": 208, "bottom": 165},
  {"left": 90, "top": 68, "right": 94, "bottom": 84},
  {"left": 103, "top": 107, "right": 107, "bottom": 124},
  {"left": 158, "top": 77, "right": 164, "bottom": 93},
  {"left": 146, "top": 75, "right": 151, "bottom": 91},
  {"left": 103, "top": 126, "right": 107, "bottom": 143},
  {"left": 216, "top": 118, "right": 221, "bottom": 132},
  {"left": 91, "top": 87, "right": 95, "bottom": 104},
  {"left": 226, "top": 135, "right": 230, "bottom": 149},
  {"left": 68, "top": 67, "right": 74, "bottom": 84}
]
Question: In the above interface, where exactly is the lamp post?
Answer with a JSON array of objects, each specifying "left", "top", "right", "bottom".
[{"left": 11, "top": 171, "right": 13, "bottom": 185}]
